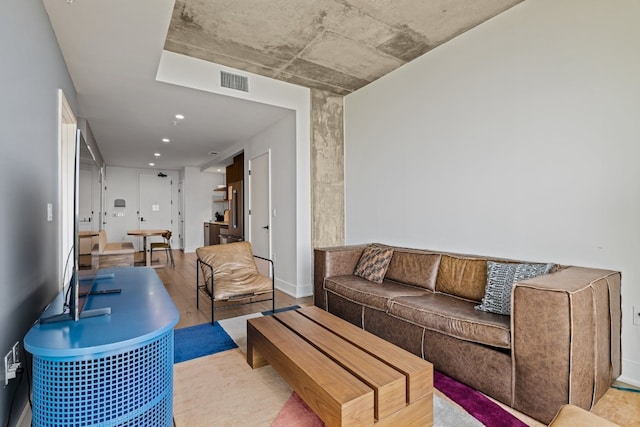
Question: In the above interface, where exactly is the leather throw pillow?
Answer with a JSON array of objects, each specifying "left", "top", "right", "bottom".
[{"left": 354, "top": 245, "right": 394, "bottom": 284}]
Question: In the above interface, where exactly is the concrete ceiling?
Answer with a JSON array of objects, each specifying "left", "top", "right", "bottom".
[
  {"left": 44, "top": 0, "right": 522, "bottom": 171},
  {"left": 165, "top": 0, "right": 523, "bottom": 95}
]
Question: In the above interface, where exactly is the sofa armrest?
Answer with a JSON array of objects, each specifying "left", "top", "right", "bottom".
[
  {"left": 511, "top": 266, "right": 621, "bottom": 423},
  {"left": 313, "top": 245, "right": 366, "bottom": 309}
]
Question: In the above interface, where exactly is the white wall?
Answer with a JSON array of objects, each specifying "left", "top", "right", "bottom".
[
  {"left": 344, "top": 0, "right": 640, "bottom": 386},
  {"left": 183, "top": 167, "right": 224, "bottom": 252},
  {"left": 105, "top": 166, "right": 180, "bottom": 250},
  {"left": 243, "top": 113, "right": 302, "bottom": 296}
]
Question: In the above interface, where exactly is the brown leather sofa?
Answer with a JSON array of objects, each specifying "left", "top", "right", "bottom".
[{"left": 314, "top": 244, "right": 622, "bottom": 424}]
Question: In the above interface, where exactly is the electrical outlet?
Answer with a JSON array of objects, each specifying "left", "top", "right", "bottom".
[
  {"left": 4, "top": 348, "right": 14, "bottom": 386},
  {"left": 634, "top": 306, "right": 640, "bottom": 326},
  {"left": 12, "top": 342, "right": 20, "bottom": 365},
  {"left": 4, "top": 342, "right": 21, "bottom": 385}
]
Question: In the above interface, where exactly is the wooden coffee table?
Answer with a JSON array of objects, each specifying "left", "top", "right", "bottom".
[{"left": 247, "top": 306, "right": 433, "bottom": 426}]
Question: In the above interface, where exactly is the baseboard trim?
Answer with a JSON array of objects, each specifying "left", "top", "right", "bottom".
[
  {"left": 275, "top": 278, "right": 313, "bottom": 299},
  {"left": 275, "top": 278, "right": 296, "bottom": 297},
  {"left": 296, "top": 283, "right": 313, "bottom": 298},
  {"left": 620, "top": 358, "right": 640, "bottom": 388}
]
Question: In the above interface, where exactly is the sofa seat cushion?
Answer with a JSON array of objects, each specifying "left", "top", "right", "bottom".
[
  {"left": 324, "top": 275, "right": 428, "bottom": 311},
  {"left": 388, "top": 293, "right": 511, "bottom": 349}
]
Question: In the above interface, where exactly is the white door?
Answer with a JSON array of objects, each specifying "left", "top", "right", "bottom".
[
  {"left": 178, "top": 182, "right": 184, "bottom": 250},
  {"left": 249, "top": 152, "right": 271, "bottom": 259},
  {"left": 137, "top": 173, "right": 173, "bottom": 250}
]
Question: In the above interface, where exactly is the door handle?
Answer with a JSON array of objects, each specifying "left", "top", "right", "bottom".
[
  {"left": 140, "top": 217, "right": 146, "bottom": 222},
  {"left": 262, "top": 225, "right": 269, "bottom": 230}
]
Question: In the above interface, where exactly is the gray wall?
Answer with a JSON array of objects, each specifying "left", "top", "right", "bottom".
[{"left": 0, "top": 1, "right": 77, "bottom": 424}]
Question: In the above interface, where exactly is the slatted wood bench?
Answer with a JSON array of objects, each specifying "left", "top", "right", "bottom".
[
  {"left": 247, "top": 306, "right": 433, "bottom": 426},
  {"left": 91, "top": 230, "right": 135, "bottom": 269}
]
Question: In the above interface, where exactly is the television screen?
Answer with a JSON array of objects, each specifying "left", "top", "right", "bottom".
[
  {"left": 70, "top": 129, "right": 82, "bottom": 320},
  {"left": 41, "top": 129, "right": 90, "bottom": 323}
]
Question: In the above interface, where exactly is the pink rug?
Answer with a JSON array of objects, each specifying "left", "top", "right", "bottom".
[
  {"left": 271, "top": 392, "right": 324, "bottom": 427},
  {"left": 271, "top": 371, "right": 528, "bottom": 427}
]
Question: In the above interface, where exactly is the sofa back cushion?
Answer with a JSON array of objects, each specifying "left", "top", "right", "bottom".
[
  {"left": 436, "top": 255, "right": 488, "bottom": 302},
  {"left": 385, "top": 249, "right": 441, "bottom": 291}
]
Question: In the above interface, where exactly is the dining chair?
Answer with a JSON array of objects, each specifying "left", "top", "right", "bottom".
[{"left": 150, "top": 230, "right": 175, "bottom": 268}]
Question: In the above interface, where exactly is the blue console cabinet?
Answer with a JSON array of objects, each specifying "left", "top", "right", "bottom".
[{"left": 24, "top": 267, "right": 179, "bottom": 427}]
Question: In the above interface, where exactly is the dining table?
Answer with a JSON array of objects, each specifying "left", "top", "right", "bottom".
[{"left": 127, "top": 229, "right": 167, "bottom": 267}]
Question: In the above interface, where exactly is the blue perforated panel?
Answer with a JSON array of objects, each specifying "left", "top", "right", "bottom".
[{"left": 31, "top": 332, "right": 173, "bottom": 427}]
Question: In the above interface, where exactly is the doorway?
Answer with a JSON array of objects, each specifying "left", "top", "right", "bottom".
[
  {"left": 249, "top": 152, "right": 271, "bottom": 260},
  {"left": 57, "top": 89, "right": 77, "bottom": 291},
  {"left": 137, "top": 172, "right": 173, "bottom": 251}
]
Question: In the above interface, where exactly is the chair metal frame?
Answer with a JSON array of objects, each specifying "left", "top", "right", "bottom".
[
  {"left": 196, "top": 254, "right": 275, "bottom": 324},
  {"left": 150, "top": 230, "right": 175, "bottom": 268}
]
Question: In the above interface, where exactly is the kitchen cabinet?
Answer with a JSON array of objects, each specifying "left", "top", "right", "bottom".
[
  {"left": 225, "top": 153, "right": 244, "bottom": 183},
  {"left": 204, "top": 221, "right": 228, "bottom": 246}
]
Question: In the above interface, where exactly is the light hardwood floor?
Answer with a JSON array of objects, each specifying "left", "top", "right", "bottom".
[
  {"left": 154, "top": 249, "right": 639, "bottom": 426},
  {"left": 154, "top": 249, "right": 312, "bottom": 329}
]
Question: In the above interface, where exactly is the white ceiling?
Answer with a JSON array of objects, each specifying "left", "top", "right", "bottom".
[{"left": 43, "top": 0, "right": 292, "bottom": 172}]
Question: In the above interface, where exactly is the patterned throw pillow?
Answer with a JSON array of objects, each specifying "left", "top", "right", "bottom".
[
  {"left": 475, "top": 261, "right": 555, "bottom": 315},
  {"left": 354, "top": 245, "right": 394, "bottom": 284}
]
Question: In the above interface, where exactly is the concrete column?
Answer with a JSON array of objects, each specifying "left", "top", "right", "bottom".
[{"left": 311, "top": 89, "right": 344, "bottom": 248}]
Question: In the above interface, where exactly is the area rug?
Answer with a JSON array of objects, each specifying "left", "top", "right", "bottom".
[
  {"left": 174, "top": 321, "right": 238, "bottom": 363},
  {"left": 270, "top": 390, "right": 485, "bottom": 427},
  {"left": 433, "top": 371, "right": 526, "bottom": 427},
  {"left": 173, "top": 310, "right": 533, "bottom": 426},
  {"left": 173, "top": 305, "right": 299, "bottom": 364}
]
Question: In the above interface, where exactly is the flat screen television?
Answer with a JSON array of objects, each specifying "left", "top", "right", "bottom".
[{"left": 41, "top": 130, "right": 111, "bottom": 324}]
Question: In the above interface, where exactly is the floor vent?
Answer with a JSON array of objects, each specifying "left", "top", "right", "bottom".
[{"left": 221, "top": 71, "right": 248, "bottom": 92}]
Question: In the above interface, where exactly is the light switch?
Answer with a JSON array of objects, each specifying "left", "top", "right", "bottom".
[{"left": 47, "top": 203, "right": 53, "bottom": 222}]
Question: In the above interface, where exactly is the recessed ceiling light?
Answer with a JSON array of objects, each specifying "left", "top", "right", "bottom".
[
  {"left": 154, "top": 153, "right": 161, "bottom": 157},
  {"left": 149, "top": 162, "right": 155, "bottom": 166},
  {"left": 162, "top": 138, "right": 170, "bottom": 143},
  {"left": 217, "top": 169, "right": 222, "bottom": 172},
  {"left": 175, "top": 114, "right": 185, "bottom": 120}
]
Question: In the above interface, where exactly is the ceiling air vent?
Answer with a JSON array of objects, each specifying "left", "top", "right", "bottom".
[{"left": 221, "top": 71, "right": 248, "bottom": 92}]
